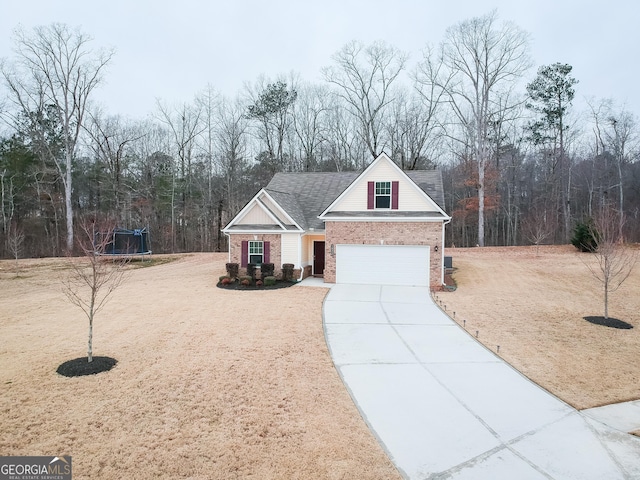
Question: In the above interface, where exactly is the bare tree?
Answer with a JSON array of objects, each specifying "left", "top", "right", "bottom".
[
  {"left": 385, "top": 86, "right": 443, "bottom": 170},
  {"left": 605, "top": 108, "right": 639, "bottom": 239},
  {"left": 62, "top": 219, "right": 129, "bottom": 363},
  {"left": 522, "top": 203, "right": 554, "bottom": 255},
  {"left": 584, "top": 204, "right": 637, "bottom": 320},
  {"left": 424, "top": 11, "right": 531, "bottom": 246},
  {"left": 215, "top": 95, "right": 250, "bottom": 215},
  {"left": 87, "top": 112, "right": 145, "bottom": 223},
  {"left": 323, "top": 40, "right": 407, "bottom": 163},
  {"left": 7, "top": 221, "right": 25, "bottom": 274},
  {"left": 2, "top": 24, "right": 114, "bottom": 252},
  {"left": 322, "top": 99, "right": 363, "bottom": 172},
  {"left": 155, "top": 99, "right": 203, "bottom": 252},
  {"left": 291, "top": 82, "right": 329, "bottom": 171}
]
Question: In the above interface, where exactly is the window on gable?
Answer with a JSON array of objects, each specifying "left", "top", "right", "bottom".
[
  {"left": 375, "top": 181, "right": 391, "bottom": 209},
  {"left": 249, "top": 240, "right": 263, "bottom": 264}
]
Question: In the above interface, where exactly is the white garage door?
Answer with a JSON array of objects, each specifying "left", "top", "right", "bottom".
[{"left": 336, "top": 245, "right": 430, "bottom": 286}]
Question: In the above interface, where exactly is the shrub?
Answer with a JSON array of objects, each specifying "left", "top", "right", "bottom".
[
  {"left": 225, "top": 262, "right": 239, "bottom": 279},
  {"left": 282, "top": 263, "right": 294, "bottom": 281},
  {"left": 239, "top": 275, "right": 252, "bottom": 284},
  {"left": 256, "top": 280, "right": 263, "bottom": 287},
  {"left": 247, "top": 263, "right": 257, "bottom": 280},
  {"left": 221, "top": 277, "right": 233, "bottom": 285},
  {"left": 240, "top": 278, "right": 251, "bottom": 286},
  {"left": 219, "top": 275, "right": 229, "bottom": 282},
  {"left": 571, "top": 219, "right": 599, "bottom": 252},
  {"left": 264, "top": 276, "right": 276, "bottom": 286},
  {"left": 261, "top": 263, "right": 275, "bottom": 277}
]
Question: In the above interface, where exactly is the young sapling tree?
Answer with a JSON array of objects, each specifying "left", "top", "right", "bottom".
[
  {"left": 584, "top": 205, "right": 637, "bottom": 320},
  {"left": 62, "top": 219, "right": 130, "bottom": 363}
]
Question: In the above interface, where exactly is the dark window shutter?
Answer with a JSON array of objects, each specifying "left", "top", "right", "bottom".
[
  {"left": 367, "top": 181, "right": 374, "bottom": 209},
  {"left": 241, "top": 240, "right": 248, "bottom": 267},
  {"left": 392, "top": 181, "right": 399, "bottom": 209},
  {"left": 263, "top": 241, "right": 270, "bottom": 264}
]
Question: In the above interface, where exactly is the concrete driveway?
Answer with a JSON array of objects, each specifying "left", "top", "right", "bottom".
[{"left": 323, "top": 284, "right": 640, "bottom": 479}]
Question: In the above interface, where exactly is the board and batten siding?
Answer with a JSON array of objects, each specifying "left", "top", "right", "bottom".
[
  {"left": 260, "top": 196, "right": 290, "bottom": 224},
  {"left": 331, "top": 160, "right": 437, "bottom": 212},
  {"left": 280, "top": 233, "right": 299, "bottom": 266},
  {"left": 236, "top": 204, "right": 278, "bottom": 225}
]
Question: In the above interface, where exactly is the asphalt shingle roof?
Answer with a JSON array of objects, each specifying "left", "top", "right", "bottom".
[
  {"left": 265, "top": 169, "right": 445, "bottom": 231},
  {"left": 266, "top": 172, "right": 358, "bottom": 230}
]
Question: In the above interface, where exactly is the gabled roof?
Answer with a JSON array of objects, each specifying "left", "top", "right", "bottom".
[
  {"left": 223, "top": 153, "right": 448, "bottom": 233},
  {"left": 265, "top": 172, "right": 358, "bottom": 230},
  {"left": 318, "top": 153, "right": 448, "bottom": 220},
  {"left": 222, "top": 189, "right": 303, "bottom": 233},
  {"left": 406, "top": 170, "right": 445, "bottom": 210}
]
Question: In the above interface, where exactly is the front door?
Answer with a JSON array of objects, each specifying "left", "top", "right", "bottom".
[{"left": 313, "top": 241, "right": 325, "bottom": 276}]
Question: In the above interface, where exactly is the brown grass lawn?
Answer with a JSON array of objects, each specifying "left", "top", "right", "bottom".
[
  {"left": 0, "top": 254, "right": 400, "bottom": 479},
  {"left": 2, "top": 246, "right": 639, "bottom": 478},
  {"left": 439, "top": 245, "right": 640, "bottom": 410}
]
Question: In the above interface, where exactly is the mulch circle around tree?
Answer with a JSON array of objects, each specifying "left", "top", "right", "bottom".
[
  {"left": 584, "top": 316, "right": 634, "bottom": 330},
  {"left": 216, "top": 280, "right": 296, "bottom": 291},
  {"left": 56, "top": 356, "right": 118, "bottom": 377}
]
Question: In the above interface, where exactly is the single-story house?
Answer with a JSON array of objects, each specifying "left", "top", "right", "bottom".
[{"left": 222, "top": 152, "right": 451, "bottom": 289}]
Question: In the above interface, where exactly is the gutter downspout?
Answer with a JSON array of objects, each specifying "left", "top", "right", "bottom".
[
  {"left": 223, "top": 231, "right": 231, "bottom": 263},
  {"left": 297, "top": 233, "right": 304, "bottom": 282},
  {"left": 441, "top": 217, "right": 452, "bottom": 286}
]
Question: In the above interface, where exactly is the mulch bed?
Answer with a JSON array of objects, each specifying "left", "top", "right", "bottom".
[
  {"left": 584, "top": 316, "right": 634, "bottom": 330},
  {"left": 216, "top": 280, "right": 296, "bottom": 291},
  {"left": 56, "top": 356, "right": 118, "bottom": 377}
]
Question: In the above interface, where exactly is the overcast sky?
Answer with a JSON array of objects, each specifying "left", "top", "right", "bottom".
[{"left": 1, "top": 0, "right": 638, "bottom": 119}]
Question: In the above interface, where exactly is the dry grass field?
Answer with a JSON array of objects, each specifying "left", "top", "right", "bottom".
[
  {"left": 0, "top": 254, "right": 400, "bottom": 479},
  {"left": 438, "top": 245, "right": 640, "bottom": 411},
  {"left": 2, "top": 246, "right": 639, "bottom": 478}
]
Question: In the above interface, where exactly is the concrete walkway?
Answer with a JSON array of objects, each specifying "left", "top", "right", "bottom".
[{"left": 323, "top": 284, "right": 640, "bottom": 480}]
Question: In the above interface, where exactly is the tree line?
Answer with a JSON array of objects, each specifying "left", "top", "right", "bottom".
[{"left": 1, "top": 11, "right": 638, "bottom": 259}]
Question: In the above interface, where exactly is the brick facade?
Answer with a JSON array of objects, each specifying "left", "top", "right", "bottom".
[
  {"left": 323, "top": 221, "right": 444, "bottom": 289},
  {"left": 228, "top": 234, "right": 283, "bottom": 277}
]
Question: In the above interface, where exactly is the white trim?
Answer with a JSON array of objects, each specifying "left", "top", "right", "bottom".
[
  {"left": 441, "top": 217, "right": 451, "bottom": 286},
  {"left": 222, "top": 189, "right": 267, "bottom": 232},
  {"left": 224, "top": 229, "right": 293, "bottom": 234},
  {"left": 374, "top": 180, "right": 392, "bottom": 209},
  {"left": 254, "top": 198, "right": 287, "bottom": 230},
  {"left": 248, "top": 240, "right": 264, "bottom": 264},
  {"left": 322, "top": 216, "right": 448, "bottom": 223},
  {"left": 222, "top": 189, "right": 303, "bottom": 233},
  {"left": 260, "top": 190, "right": 303, "bottom": 230},
  {"left": 318, "top": 153, "right": 449, "bottom": 220}
]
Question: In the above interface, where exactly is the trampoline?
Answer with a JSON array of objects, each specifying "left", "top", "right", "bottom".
[{"left": 96, "top": 228, "right": 152, "bottom": 256}]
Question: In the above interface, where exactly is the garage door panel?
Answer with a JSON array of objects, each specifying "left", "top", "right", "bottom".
[{"left": 336, "top": 245, "right": 429, "bottom": 286}]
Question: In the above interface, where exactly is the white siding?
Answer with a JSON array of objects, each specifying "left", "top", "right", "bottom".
[
  {"left": 236, "top": 204, "right": 278, "bottom": 225},
  {"left": 281, "top": 234, "right": 300, "bottom": 266},
  {"left": 331, "top": 160, "right": 437, "bottom": 212}
]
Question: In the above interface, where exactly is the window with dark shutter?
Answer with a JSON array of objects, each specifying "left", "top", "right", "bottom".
[
  {"left": 263, "top": 241, "right": 270, "bottom": 264},
  {"left": 249, "top": 241, "right": 263, "bottom": 264},
  {"left": 367, "top": 182, "right": 375, "bottom": 209},
  {"left": 392, "top": 181, "right": 399, "bottom": 209},
  {"left": 241, "top": 240, "right": 248, "bottom": 267},
  {"left": 375, "top": 181, "right": 391, "bottom": 209}
]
